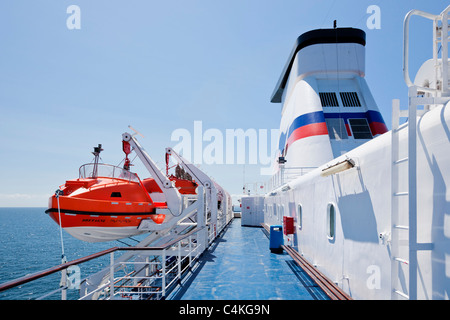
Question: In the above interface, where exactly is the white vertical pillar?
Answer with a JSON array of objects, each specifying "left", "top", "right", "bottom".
[
  {"left": 441, "top": 9, "right": 449, "bottom": 96},
  {"left": 408, "top": 86, "right": 418, "bottom": 300},
  {"left": 109, "top": 252, "right": 114, "bottom": 300},
  {"left": 162, "top": 249, "right": 166, "bottom": 298}
]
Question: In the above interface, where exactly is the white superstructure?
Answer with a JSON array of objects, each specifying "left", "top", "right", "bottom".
[{"left": 263, "top": 6, "right": 450, "bottom": 300}]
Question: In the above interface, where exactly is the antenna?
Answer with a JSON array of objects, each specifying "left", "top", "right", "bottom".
[{"left": 128, "top": 125, "right": 145, "bottom": 138}]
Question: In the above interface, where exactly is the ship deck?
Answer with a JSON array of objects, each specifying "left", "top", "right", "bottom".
[{"left": 167, "top": 218, "right": 330, "bottom": 300}]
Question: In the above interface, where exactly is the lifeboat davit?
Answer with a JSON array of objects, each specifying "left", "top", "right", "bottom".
[{"left": 46, "top": 144, "right": 198, "bottom": 242}]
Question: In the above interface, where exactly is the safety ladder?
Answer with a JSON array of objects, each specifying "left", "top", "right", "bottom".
[
  {"left": 391, "top": 5, "right": 450, "bottom": 300},
  {"left": 390, "top": 91, "right": 426, "bottom": 300}
]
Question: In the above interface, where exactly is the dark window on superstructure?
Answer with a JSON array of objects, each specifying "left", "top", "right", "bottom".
[
  {"left": 327, "top": 204, "right": 336, "bottom": 240},
  {"left": 319, "top": 92, "right": 339, "bottom": 107},
  {"left": 325, "top": 118, "right": 348, "bottom": 140},
  {"left": 297, "top": 204, "right": 302, "bottom": 230},
  {"left": 348, "top": 119, "right": 373, "bottom": 139},
  {"left": 340, "top": 92, "right": 361, "bottom": 107},
  {"left": 110, "top": 192, "right": 122, "bottom": 198}
]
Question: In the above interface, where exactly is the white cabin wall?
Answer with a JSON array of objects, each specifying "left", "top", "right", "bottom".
[
  {"left": 333, "top": 133, "right": 392, "bottom": 299},
  {"left": 415, "top": 103, "right": 450, "bottom": 299},
  {"left": 265, "top": 103, "right": 450, "bottom": 299},
  {"left": 269, "top": 131, "right": 393, "bottom": 299}
]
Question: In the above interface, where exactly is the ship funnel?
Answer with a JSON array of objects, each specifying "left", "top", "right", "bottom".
[{"left": 270, "top": 27, "right": 387, "bottom": 171}]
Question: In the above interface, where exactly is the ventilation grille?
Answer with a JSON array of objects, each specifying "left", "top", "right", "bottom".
[
  {"left": 340, "top": 92, "right": 361, "bottom": 107},
  {"left": 348, "top": 119, "right": 372, "bottom": 139},
  {"left": 319, "top": 92, "right": 339, "bottom": 107}
]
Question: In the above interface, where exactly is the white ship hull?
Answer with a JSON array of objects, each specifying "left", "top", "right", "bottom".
[{"left": 265, "top": 103, "right": 450, "bottom": 299}]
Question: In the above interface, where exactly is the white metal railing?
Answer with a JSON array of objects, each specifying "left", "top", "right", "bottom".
[
  {"left": 81, "top": 211, "right": 233, "bottom": 300},
  {"left": 95, "top": 233, "right": 203, "bottom": 300},
  {"left": 391, "top": 5, "right": 450, "bottom": 301},
  {"left": 78, "top": 163, "right": 141, "bottom": 183},
  {"left": 265, "top": 166, "right": 317, "bottom": 191},
  {"left": 403, "top": 6, "right": 450, "bottom": 95},
  {"left": 0, "top": 191, "right": 233, "bottom": 300},
  {"left": 1, "top": 130, "right": 234, "bottom": 300}
]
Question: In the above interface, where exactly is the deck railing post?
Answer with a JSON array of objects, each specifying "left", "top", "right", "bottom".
[
  {"left": 178, "top": 241, "right": 182, "bottom": 281},
  {"left": 408, "top": 86, "right": 419, "bottom": 300},
  {"left": 109, "top": 252, "right": 114, "bottom": 300},
  {"left": 162, "top": 248, "right": 166, "bottom": 298},
  {"left": 61, "top": 268, "right": 67, "bottom": 300},
  {"left": 188, "top": 235, "right": 192, "bottom": 266}
]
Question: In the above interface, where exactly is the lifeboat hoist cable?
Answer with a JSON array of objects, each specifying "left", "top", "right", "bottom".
[{"left": 55, "top": 188, "right": 66, "bottom": 264}]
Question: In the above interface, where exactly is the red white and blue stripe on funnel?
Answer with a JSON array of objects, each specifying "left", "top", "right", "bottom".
[{"left": 278, "top": 110, "right": 388, "bottom": 156}]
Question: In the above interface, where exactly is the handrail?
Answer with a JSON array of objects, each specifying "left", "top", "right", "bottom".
[
  {"left": 403, "top": 9, "right": 438, "bottom": 90},
  {"left": 403, "top": 7, "right": 450, "bottom": 94},
  {"left": 0, "top": 226, "right": 204, "bottom": 293},
  {"left": 266, "top": 166, "right": 318, "bottom": 191},
  {"left": 78, "top": 163, "right": 140, "bottom": 182}
]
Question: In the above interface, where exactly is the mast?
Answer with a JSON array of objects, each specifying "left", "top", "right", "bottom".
[{"left": 91, "top": 144, "right": 103, "bottom": 178}]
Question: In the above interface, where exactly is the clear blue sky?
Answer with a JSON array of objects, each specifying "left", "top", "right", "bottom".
[{"left": 0, "top": 0, "right": 446, "bottom": 206}]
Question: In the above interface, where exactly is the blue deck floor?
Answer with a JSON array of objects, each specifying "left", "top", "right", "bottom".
[{"left": 168, "top": 218, "right": 329, "bottom": 300}]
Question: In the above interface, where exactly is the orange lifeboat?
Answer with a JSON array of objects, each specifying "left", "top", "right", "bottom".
[
  {"left": 45, "top": 163, "right": 167, "bottom": 242},
  {"left": 45, "top": 144, "right": 196, "bottom": 242}
]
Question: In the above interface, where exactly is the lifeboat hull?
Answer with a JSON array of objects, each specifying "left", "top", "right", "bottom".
[
  {"left": 62, "top": 225, "right": 146, "bottom": 243},
  {"left": 46, "top": 208, "right": 166, "bottom": 242}
]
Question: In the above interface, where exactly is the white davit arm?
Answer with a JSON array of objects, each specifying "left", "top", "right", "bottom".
[
  {"left": 122, "top": 132, "right": 182, "bottom": 216},
  {"left": 165, "top": 147, "right": 213, "bottom": 188},
  {"left": 166, "top": 147, "right": 218, "bottom": 225}
]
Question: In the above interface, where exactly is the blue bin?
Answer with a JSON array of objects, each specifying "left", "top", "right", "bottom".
[{"left": 269, "top": 225, "right": 284, "bottom": 253}]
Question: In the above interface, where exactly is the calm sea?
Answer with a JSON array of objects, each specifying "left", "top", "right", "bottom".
[{"left": 0, "top": 207, "right": 141, "bottom": 300}]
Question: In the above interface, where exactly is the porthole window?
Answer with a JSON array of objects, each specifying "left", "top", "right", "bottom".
[
  {"left": 327, "top": 203, "right": 336, "bottom": 239},
  {"left": 297, "top": 204, "right": 302, "bottom": 230}
]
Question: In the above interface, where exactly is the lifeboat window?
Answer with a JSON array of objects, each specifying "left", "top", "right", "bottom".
[
  {"left": 327, "top": 203, "right": 336, "bottom": 240},
  {"left": 325, "top": 118, "right": 348, "bottom": 140},
  {"left": 340, "top": 92, "right": 361, "bottom": 107},
  {"left": 348, "top": 118, "right": 373, "bottom": 139},
  {"left": 110, "top": 192, "right": 122, "bottom": 198},
  {"left": 319, "top": 92, "right": 339, "bottom": 107}
]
